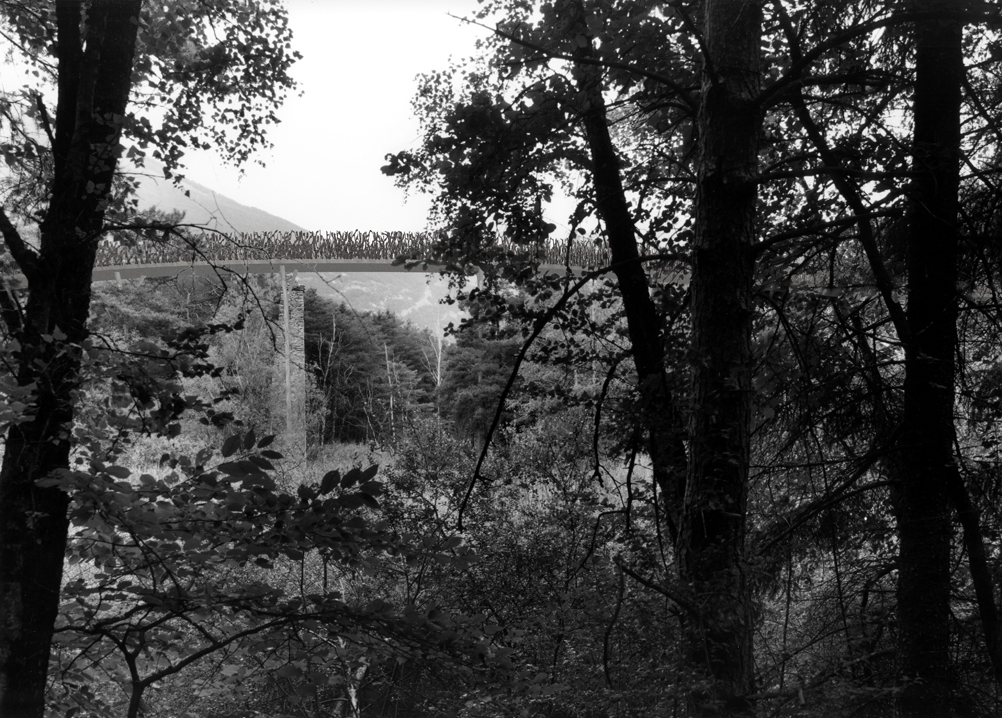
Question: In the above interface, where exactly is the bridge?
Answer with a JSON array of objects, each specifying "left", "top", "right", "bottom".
[
  {"left": 0, "top": 229, "right": 613, "bottom": 447},
  {"left": 2, "top": 230, "right": 612, "bottom": 289},
  {"left": 0, "top": 228, "right": 868, "bottom": 447}
]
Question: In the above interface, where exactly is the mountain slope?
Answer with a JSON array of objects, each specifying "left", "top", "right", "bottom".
[
  {"left": 298, "top": 271, "right": 463, "bottom": 337},
  {"left": 130, "top": 167, "right": 306, "bottom": 234}
]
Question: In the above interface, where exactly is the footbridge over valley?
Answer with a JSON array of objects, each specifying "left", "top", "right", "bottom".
[
  {"left": 0, "top": 230, "right": 615, "bottom": 445},
  {"left": 2, "top": 230, "right": 614, "bottom": 289}
]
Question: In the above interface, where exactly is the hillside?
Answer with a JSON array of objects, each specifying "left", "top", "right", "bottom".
[
  {"left": 130, "top": 167, "right": 306, "bottom": 234},
  {"left": 297, "top": 271, "right": 463, "bottom": 337}
]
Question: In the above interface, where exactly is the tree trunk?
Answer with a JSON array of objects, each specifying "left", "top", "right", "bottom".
[
  {"left": 0, "top": 3, "right": 142, "bottom": 716},
  {"left": 895, "top": 2, "right": 964, "bottom": 715},
  {"left": 571, "top": 4, "right": 689, "bottom": 542},
  {"left": 677, "top": 0, "right": 761, "bottom": 714},
  {"left": 947, "top": 464, "right": 1002, "bottom": 686}
]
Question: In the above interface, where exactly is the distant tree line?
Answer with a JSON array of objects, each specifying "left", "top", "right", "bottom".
[{"left": 302, "top": 289, "right": 522, "bottom": 450}]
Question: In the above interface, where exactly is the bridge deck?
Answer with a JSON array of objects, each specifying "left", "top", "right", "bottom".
[
  {"left": 0, "top": 230, "right": 622, "bottom": 287},
  {"left": 1, "top": 259, "right": 600, "bottom": 289}
]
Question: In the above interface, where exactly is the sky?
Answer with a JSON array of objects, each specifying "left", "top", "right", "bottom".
[{"left": 180, "top": 0, "right": 489, "bottom": 233}]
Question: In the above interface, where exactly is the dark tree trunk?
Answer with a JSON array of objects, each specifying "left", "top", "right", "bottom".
[
  {"left": 571, "top": 4, "right": 689, "bottom": 539},
  {"left": 895, "top": 2, "right": 964, "bottom": 715},
  {"left": 677, "top": 0, "right": 761, "bottom": 714},
  {"left": 0, "top": 3, "right": 142, "bottom": 716},
  {"left": 947, "top": 464, "right": 1002, "bottom": 686}
]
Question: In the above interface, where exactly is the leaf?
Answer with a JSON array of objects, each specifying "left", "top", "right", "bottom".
[
  {"left": 319, "top": 470, "right": 340, "bottom": 495},
  {"left": 105, "top": 465, "right": 131, "bottom": 479},
  {"left": 257, "top": 434, "right": 276, "bottom": 448},
  {"left": 247, "top": 455, "right": 274, "bottom": 471},
  {"left": 359, "top": 493, "right": 380, "bottom": 510},
  {"left": 338, "top": 494, "right": 364, "bottom": 510},
  {"left": 295, "top": 684, "right": 317, "bottom": 698},
  {"left": 341, "top": 467, "right": 361, "bottom": 489},
  {"left": 217, "top": 461, "right": 256, "bottom": 478},
  {"left": 243, "top": 429, "right": 256, "bottom": 450},
  {"left": 358, "top": 479, "right": 382, "bottom": 496},
  {"left": 221, "top": 434, "right": 241, "bottom": 458}
]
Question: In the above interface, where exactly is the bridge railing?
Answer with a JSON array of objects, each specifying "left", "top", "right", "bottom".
[{"left": 94, "top": 230, "right": 613, "bottom": 269}]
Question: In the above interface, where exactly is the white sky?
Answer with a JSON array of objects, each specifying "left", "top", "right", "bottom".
[{"left": 181, "top": 0, "right": 488, "bottom": 233}]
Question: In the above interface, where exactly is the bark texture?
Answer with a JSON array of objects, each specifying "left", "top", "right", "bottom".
[
  {"left": 678, "top": 0, "right": 762, "bottom": 713},
  {"left": 0, "top": 3, "right": 142, "bottom": 716},
  {"left": 895, "top": 3, "right": 964, "bottom": 715}
]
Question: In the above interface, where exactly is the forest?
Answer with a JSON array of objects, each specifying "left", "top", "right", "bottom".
[{"left": 1, "top": 0, "right": 1002, "bottom": 717}]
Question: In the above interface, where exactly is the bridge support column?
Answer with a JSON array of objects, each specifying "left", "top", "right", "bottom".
[{"left": 281, "top": 266, "right": 307, "bottom": 452}]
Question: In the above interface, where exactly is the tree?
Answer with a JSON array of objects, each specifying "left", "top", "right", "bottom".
[
  {"left": 303, "top": 292, "right": 439, "bottom": 446},
  {"left": 438, "top": 331, "right": 521, "bottom": 447},
  {"left": 0, "top": 2, "right": 298, "bottom": 715},
  {"left": 378, "top": 400, "right": 680, "bottom": 718},
  {"left": 386, "top": 0, "right": 1002, "bottom": 714},
  {"left": 678, "top": 0, "right": 761, "bottom": 712},
  {"left": 385, "top": 0, "right": 761, "bottom": 711},
  {"left": 764, "top": 2, "right": 997, "bottom": 711},
  {"left": 895, "top": 2, "right": 964, "bottom": 714},
  {"left": 31, "top": 268, "right": 492, "bottom": 718}
]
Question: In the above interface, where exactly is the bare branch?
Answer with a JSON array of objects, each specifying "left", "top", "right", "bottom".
[{"left": 456, "top": 253, "right": 685, "bottom": 530}]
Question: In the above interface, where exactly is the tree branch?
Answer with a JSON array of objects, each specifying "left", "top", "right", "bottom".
[
  {"left": 754, "top": 434, "right": 899, "bottom": 559},
  {"left": 0, "top": 281, "right": 23, "bottom": 335},
  {"left": 614, "top": 559, "right": 697, "bottom": 616},
  {"left": 455, "top": 253, "right": 684, "bottom": 530},
  {"left": 758, "top": 7, "right": 993, "bottom": 108},
  {"left": 946, "top": 457, "right": 1002, "bottom": 686},
  {"left": 787, "top": 88, "right": 911, "bottom": 345},
  {"left": 0, "top": 207, "right": 41, "bottom": 284},
  {"left": 451, "top": 14, "right": 698, "bottom": 114}
]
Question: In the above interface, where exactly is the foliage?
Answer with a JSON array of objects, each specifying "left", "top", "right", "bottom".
[
  {"left": 44, "top": 426, "right": 499, "bottom": 718},
  {"left": 303, "top": 290, "right": 439, "bottom": 446},
  {"left": 0, "top": 2, "right": 301, "bottom": 715},
  {"left": 4, "top": 0, "right": 1002, "bottom": 716},
  {"left": 381, "top": 0, "right": 1002, "bottom": 715}
]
